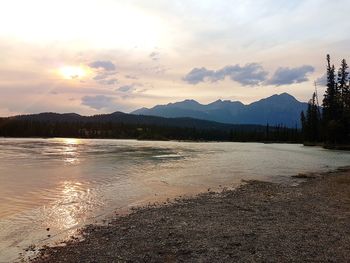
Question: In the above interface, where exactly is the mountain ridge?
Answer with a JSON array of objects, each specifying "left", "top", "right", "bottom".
[{"left": 132, "top": 93, "right": 308, "bottom": 127}]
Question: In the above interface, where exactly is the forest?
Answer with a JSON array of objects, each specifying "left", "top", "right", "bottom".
[
  {"left": 301, "top": 55, "right": 350, "bottom": 148},
  {"left": 0, "top": 116, "right": 300, "bottom": 143}
]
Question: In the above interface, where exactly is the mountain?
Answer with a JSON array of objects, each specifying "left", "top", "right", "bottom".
[
  {"left": 9, "top": 111, "right": 264, "bottom": 131},
  {"left": 132, "top": 93, "right": 309, "bottom": 127}
]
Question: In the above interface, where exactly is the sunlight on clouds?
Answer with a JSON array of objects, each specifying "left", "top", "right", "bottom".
[
  {"left": 0, "top": 0, "right": 166, "bottom": 49},
  {"left": 59, "top": 66, "right": 88, "bottom": 80},
  {"left": 0, "top": 0, "right": 349, "bottom": 116}
]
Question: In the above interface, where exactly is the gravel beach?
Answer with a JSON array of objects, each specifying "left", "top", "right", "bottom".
[{"left": 30, "top": 168, "right": 350, "bottom": 263}]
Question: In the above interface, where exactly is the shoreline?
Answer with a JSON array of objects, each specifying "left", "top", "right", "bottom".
[
  {"left": 29, "top": 167, "right": 350, "bottom": 262},
  {"left": 0, "top": 136, "right": 302, "bottom": 144},
  {"left": 3, "top": 137, "right": 350, "bottom": 150}
]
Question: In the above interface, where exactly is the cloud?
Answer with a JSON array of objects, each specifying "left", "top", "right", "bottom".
[
  {"left": 125, "top": 74, "right": 138, "bottom": 80},
  {"left": 81, "top": 95, "right": 115, "bottom": 110},
  {"left": 140, "top": 64, "right": 169, "bottom": 75},
  {"left": 116, "top": 83, "right": 146, "bottom": 93},
  {"left": 183, "top": 67, "right": 214, "bottom": 84},
  {"left": 117, "top": 84, "right": 135, "bottom": 92},
  {"left": 183, "top": 63, "right": 268, "bottom": 86},
  {"left": 89, "top": 60, "right": 116, "bottom": 71},
  {"left": 151, "top": 65, "right": 170, "bottom": 74},
  {"left": 92, "top": 71, "right": 116, "bottom": 80},
  {"left": 98, "top": 78, "right": 118, "bottom": 86},
  {"left": 221, "top": 64, "right": 269, "bottom": 86},
  {"left": 315, "top": 73, "right": 327, "bottom": 86},
  {"left": 266, "top": 65, "right": 315, "bottom": 86},
  {"left": 89, "top": 60, "right": 118, "bottom": 85},
  {"left": 149, "top": 51, "right": 160, "bottom": 61}
]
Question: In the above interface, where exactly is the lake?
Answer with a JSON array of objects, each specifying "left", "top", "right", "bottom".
[{"left": 1, "top": 138, "right": 350, "bottom": 261}]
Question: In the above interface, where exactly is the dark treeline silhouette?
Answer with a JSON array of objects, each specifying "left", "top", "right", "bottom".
[
  {"left": 301, "top": 92, "right": 321, "bottom": 142},
  {"left": 301, "top": 55, "right": 350, "bottom": 147},
  {"left": 0, "top": 112, "right": 301, "bottom": 143}
]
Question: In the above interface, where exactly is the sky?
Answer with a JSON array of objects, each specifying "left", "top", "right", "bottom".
[{"left": 1, "top": 0, "right": 350, "bottom": 116}]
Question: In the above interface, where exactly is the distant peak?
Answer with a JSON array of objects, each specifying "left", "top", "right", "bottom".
[
  {"left": 250, "top": 93, "right": 300, "bottom": 107},
  {"left": 183, "top": 99, "right": 199, "bottom": 103},
  {"left": 208, "top": 99, "right": 243, "bottom": 106},
  {"left": 170, "top": 99, "right": 200, "bottom": 106},
  {"left": 210, "top": 99, "right": 226, "bottom": 105},
  {"left": 279, "top": 93, "right": 298, "bottom": 102},
  {"left": 111, "top": 111, "right": 126, "bottom": 115},
  {"left": 278, "top": 92, "right": 293, "bottom": 98},
  {"left": 266, "top": 92, "right": 296, "bottom": 100}
]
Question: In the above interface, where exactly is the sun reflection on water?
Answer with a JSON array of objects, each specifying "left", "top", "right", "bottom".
[
  {"left": 60, "top": 138, "right": 81, "bottom": 164},
  {"left": 53, "top": 181, "right": 83, "bottom": 230},
  {"left": 62, "top": 138, "right": 80, "bottom": 145}
]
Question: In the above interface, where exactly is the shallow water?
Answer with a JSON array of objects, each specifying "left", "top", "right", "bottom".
[{"left": 0, "top": 138, "right": 350, "bottom": 261}]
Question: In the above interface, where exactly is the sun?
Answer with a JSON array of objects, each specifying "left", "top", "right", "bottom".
[{"left": 59, "top": 66, "right": 87, "bottom": 80}]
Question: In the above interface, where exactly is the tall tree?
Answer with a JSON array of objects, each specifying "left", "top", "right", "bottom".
[
  {"left": 338, "top": 59, "right": 350, "bottom": 142},
  {"left": 338, "top": 59, "right": 349, "bottom": 105},
  {"left": 323, "top": 55, "right": 337, "bottom": 122},
  {"left": 302, "top": 92, "right": 320, "bottom": 142},
  {"left": 322, "top": 55, "right": 343, "bottom": 143},
  {"left": 302, "top": 55, "right": 350, "bottom": 145}
]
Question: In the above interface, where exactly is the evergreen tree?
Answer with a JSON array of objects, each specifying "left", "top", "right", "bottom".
[
  {"left": 323, "top": 55, "right": 337, "bottom": 122},
  {"left": 301, "top": 93, "right": 320, "bottom": 142},
  {"left": 338, "top": 59, "right": 349, "bottom": 105},
  {"left": 338, "top": 59, "right": 350, "bottom": 142},
  {"left": 322, "top": 55, "right": 343, "bottom": 143}
]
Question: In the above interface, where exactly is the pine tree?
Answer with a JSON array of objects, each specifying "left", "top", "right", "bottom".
[
  {"left": 337, "top": 59, "right": 350, "bottom": 141},
  {"left": 322, "top": 55, "right": 343, "bottom": 143},
  {"left": 323, "top": 55, "right": 337, "bottom": 122},
  {"left": 302, "top": 55, "right": 350, "bottom": 145},
  {"left": 339, "top": 59, "right": 350, "bottom": 142},
  {"left": 301, "top": 93, "right": 320, "bottom": 142},
  {"left": 338, "top": 59, "right": 349, "bottom": 105}
]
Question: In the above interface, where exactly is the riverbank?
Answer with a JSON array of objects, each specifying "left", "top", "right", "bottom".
[
  {"left": 30, "top": 167, "right": 350, "bottom": 262},
  {"left": 304, "top": 141, "right": 350, "bottom": 151}
]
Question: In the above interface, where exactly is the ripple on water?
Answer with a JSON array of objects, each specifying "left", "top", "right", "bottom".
[{"left": 1, "top": 139, "right": 350, "bottom": 262}]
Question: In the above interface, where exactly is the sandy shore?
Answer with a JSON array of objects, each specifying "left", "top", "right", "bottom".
[{"left": 30, "top": 168, "right": 350, "bottom": 263}]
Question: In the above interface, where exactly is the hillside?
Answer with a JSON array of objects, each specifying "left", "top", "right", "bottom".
[{"left": 0, "top": 111, "right": 300, "bottom": 142}]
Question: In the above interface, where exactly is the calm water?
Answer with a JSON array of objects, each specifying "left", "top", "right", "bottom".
[{"left": 1, "top": 138, "right": 350, "bottom": 261}]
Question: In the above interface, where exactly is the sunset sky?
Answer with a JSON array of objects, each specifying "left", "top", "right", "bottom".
[{"left": 1, "top": 0, "right": 349, "bottom": 116}]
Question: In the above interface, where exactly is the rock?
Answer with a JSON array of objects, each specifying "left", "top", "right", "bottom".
[{"left": 292, "top": 173, "right": 318, "bottom": 179}]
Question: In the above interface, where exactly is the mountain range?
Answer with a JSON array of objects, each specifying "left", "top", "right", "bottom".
[{"left": 132, "top": 93, "right": 308, "bottom": 128}]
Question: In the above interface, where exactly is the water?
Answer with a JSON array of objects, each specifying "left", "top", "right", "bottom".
[{"left": 0, "top": 138, "right": 350, "bottom": 261}]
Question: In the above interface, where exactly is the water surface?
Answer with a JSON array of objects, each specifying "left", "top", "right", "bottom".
[{"left": 1, "top": 138, "right": 350, "bottom": 261}]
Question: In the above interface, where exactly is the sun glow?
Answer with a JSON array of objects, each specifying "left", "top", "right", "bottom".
[
  {"left": 0, "top": 1, "right": 167, "bottom": 50},
  {"left": 62, "top": 138, "right": 81, "bottom": 145},
  {"left": 61, "top": 138, "right": 80, "bottom": 164},
  {"left": 59, "top": 66, "right": 87, "bottom": 80}
]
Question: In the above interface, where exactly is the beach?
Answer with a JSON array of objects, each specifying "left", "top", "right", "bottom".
[{"left": 30, "top": 167, "right": 350, "bottom": 262}]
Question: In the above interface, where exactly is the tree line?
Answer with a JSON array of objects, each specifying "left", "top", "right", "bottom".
[
  {"left": 301, "top": 55, "right": 350, "bottom": 146},
  {"left": 0, "top": 118, "right": 301, "bottom": 143}
]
